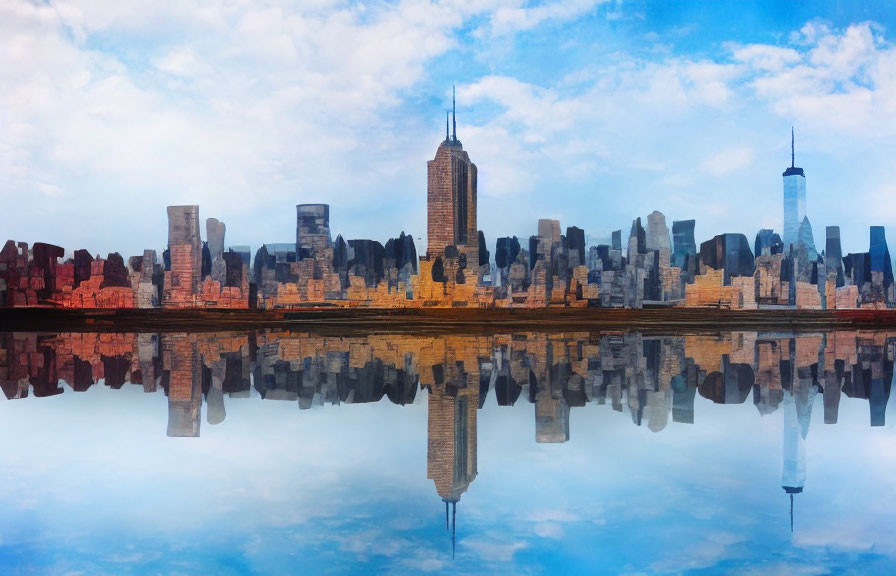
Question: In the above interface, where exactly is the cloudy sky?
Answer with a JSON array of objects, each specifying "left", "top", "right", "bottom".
[{"left": 2, "top": 0, "right": 896, "bottom": 258}]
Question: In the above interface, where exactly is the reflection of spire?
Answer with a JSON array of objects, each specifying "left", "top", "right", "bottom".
[
  {"left": 790, "top": 492, "right": 794, "bottom": 532},
  {"left": 441, "top": 499, "right": 457, "bottom": 559}
]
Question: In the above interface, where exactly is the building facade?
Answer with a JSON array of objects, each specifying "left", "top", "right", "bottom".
[{"left": 426, "top": 94, "right": 478, "bottom": 260}]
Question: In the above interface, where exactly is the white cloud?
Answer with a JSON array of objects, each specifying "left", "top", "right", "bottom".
[
  {"left": 743, "top": 22, "right": 893, "bottom": 138},
  {"left": 699, "top": 147, "right": 756, "bottom": 177},
  {"left": 482, "top": 0, "right": 607, "bottom": 36},
  {"left": 732, "top": 44, "right": 801, "bottom": 72},
  {"left": 154, "top": 45, "right": 205, "bottom": 77},
  {"left": 0, "top": 0, "right": 485, "bottom": 253}
]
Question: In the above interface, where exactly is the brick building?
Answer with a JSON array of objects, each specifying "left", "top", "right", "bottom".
[
  {"left": 427, "top": 90, "right": 478, "bottom": 261},
  {"left": 163, "top": 205, "right": 202, "bottom": 307}
]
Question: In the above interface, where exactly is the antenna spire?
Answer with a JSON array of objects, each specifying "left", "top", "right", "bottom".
[
  {"left": 452, "top": 85, "right": 457, "bottom": 142},
  {"left": 791, "top": 126, "right": 795, "bottom": 168}
]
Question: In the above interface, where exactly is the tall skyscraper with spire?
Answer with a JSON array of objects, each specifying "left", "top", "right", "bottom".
[
  {"left": 427, "top": 86, "right": 478, "bottom": 260},
  {"left": 783, "top": 128, "right": 806, "bottom": 250}
]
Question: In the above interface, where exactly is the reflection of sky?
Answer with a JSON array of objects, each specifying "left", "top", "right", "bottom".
[{"left": 1, "top": 375, "right": 895, "bottom": 575}]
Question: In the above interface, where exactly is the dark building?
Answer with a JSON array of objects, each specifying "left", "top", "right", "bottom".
[
  {"left": 699, "top": 233, "right": 755, "bottom": 284},
  {"left": 296, "top": 204, "right": 332, "bottom": 259},
  {"left": 672, "top": 219, "right": 696, "bottom": 268},
  {"left": 755, "top": 229, "right": 783, "bottom": 257}
]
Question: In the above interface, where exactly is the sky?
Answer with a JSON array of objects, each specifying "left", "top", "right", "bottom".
[
  {"left": 2, "top": 0, "right": 896, "bottom": 258},
  {"left": 1, "top": 367, "right": 895, "bottom": 574}
]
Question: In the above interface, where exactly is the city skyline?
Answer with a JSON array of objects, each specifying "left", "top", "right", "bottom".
[{"left": 3, "top": 1, "right": 896, "bottom": 257}]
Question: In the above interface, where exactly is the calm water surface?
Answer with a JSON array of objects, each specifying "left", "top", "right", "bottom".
[{"left": 1, "top": 330, "right": 894, "bottom": 575}]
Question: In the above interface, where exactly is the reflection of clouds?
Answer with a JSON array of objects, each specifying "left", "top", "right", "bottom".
[
  {"left": 526, "top": 508, "right": 580, "bottom": 523},
  {"left": 108, "top": 550, "right": 160, "bottom": 564},
  {"left": 3, "top": 373, "right": 896, "bottom": 574},
  {"left": 731, "top": 563, "right": 826, "bottom": 576},
  {"left": 534, "top": 522, "right": 564, "bottom": 538},
  {"left": 526, "top": 508, "right": 586, "bottom": 539},
  {"left": 337, "top": 529, "right": 409, "bottom": 556},
  {"left": 651, "top": 531, "right": 747, "bottom": 573},
  {"left": 463, "top": 536, "right": 528, "bottom": 563},
  {"left": 794, "top": 529, "right": 875, "bottom": 552},
  {"left": 385, "top": 515, "right": 427, "bottom": 531},
  {"left": 16, "top": 497, "right": 39, "bottom": 510},
  {"left": 397, "top": 555, "right": 445, "bottom": 573}
]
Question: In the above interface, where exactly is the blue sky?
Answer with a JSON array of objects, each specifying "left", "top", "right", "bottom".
[{"left": 2, "top": 0, "right": 896, "bottom": 257}]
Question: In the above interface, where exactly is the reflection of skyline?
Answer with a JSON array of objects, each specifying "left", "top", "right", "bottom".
[
  {"left": 4, "top": 330, "right": 893, "bottom": 527},
  {"left": 2, "top": 330, "right": 893, "bottom": 436},
  {"left": 2, "top": 328, "right": 895, "bottom": 566}
]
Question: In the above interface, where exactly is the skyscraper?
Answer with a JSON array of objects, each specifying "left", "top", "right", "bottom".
[
  {"left": 296, "top": 204, "right": 332, "bottom": 259},
  {"left": 783, "top": 128, "right": 806, "bottom": 250},
  {"left": 426, "top": 87, "right": 478, "bottom": 260},
  {"left": 163, "top": 205, "right": 202, "bottom": 307}
]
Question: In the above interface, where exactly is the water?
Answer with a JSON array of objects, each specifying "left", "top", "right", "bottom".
[{"left": 1, "top": 330, "right": 895, "bottom": 575}]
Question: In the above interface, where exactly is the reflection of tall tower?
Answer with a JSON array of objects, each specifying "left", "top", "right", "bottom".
[
  {"left": 427, "top": 86, "right": 478, "bottom": 260},
  {"left": 535, "top": 387, "right": 570, "bottom": 443},
  {"left": 427, "top": 363, "right": 478, "bottom": 558},
  {"left": 534, "top": 341, "right": 571, "bottom": 443},
  {"left": 781, "top": 389, "right": 805, "bottom": 532},
  {"left": 782, "top": 128, "right": 806, "bottom": 250},
  {"left": 781, "top": 377, "right": 818, "bottom": 532},
  {"left": 164, "top": 334, "right": 202, "bottom": 437}
]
